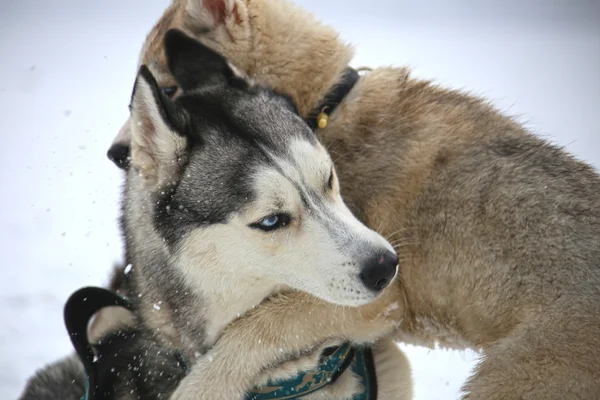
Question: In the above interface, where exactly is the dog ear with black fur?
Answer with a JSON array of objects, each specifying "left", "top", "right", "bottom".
[
  {"left": 129, "top": 66, "right": 189, "bottom": 189},
  {"left": 164, "top": 28, "right": 247, "bottom": 91}
]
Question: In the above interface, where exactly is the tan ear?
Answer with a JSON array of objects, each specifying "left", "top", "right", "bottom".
[
  {"left": 184, "top": 0, "right": 236, "bottom": 28},
  {"left": 129, "top": 66, "right": 188, "bottom": 189}
]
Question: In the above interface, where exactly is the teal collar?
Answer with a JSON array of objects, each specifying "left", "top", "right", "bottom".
[{"left": 246, "top": 343, "right": 377, "bottom": 400}]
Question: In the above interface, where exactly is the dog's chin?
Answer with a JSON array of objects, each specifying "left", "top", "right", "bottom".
[
  {"left": 312, "top": 285, "right": 379, "bottom": 307},
  {"left": 331, "top": 295, "right": 378, "bottom": 307},
  {"left": 306, "top": 274, "right": 380, "bottom": 307}
]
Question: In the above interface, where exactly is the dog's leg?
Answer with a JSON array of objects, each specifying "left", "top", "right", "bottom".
[
  {"left": 372, "top": 338, "right": 413, "bottom": 400},
  {"left": 462, "top": 298, "right": 600, "bottom": 400},
  {"left": 170, "top": 284, "right": 403, "bottom": 400}
]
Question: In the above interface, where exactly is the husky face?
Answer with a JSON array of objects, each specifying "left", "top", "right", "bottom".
[{"left": 128, "top": 29, "right": 397, "bottom": 307}]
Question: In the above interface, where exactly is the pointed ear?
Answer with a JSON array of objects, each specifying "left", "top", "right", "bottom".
[
  {"left": 184, "top": 0, "right": 236, "bottom": 29},
  {"left": 129, "top": 65, "right": 189, "bottom": 189},
  {"left": 164, "top": 29, "right": 239, "bottom": 90}
]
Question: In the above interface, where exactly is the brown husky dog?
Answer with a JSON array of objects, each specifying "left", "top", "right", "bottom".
[{"left": 107, "top": 0, "right": 600, "bottom": 398}]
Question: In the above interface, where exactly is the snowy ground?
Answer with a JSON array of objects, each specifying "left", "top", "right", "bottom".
[{"left": 1, "top": 1, "right": 598, "bottom": 399}]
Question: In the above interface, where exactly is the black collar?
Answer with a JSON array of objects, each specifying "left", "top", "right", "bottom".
[{"left": 305, "top": 67, "right": 360, "bottom": 131}]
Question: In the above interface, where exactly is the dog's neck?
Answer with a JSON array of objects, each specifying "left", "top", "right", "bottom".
[{"left": 243, "top": 0, "right": 354, "bottom": 118}]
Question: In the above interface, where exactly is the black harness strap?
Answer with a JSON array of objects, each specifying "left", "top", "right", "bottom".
[
  {"left": 364, "top": 348, "right": 378, "bottom": 399},
  {"left": 64, "top": 286, "right": 133, "bottom": 400}
]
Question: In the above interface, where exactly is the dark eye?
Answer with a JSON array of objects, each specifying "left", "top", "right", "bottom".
[
  {"left": 250, "top": 213, "right": 291, "bottom": 232},
  {"left": 327, "top": 168, "right": 334, "bottom": 190},
  {"left": 161, "top": 86, "right": 178, "bottom": 97}
]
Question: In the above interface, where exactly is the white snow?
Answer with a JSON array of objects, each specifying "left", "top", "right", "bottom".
[{"left": 0, "top": 1, "right": 598, "bottom": 399}]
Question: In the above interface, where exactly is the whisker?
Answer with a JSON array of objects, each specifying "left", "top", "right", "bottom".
[
  {"left": 385, "top": 228, "right": 407, "bottom": 242},
  {"left": 393, "top": 241, "right": 420, "bottom": 249}
]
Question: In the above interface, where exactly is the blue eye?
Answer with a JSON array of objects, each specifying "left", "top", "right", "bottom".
[
  {"left": 250, "top": 213, "right": 291, "bottom": 232},
  {"left": 161, "top": 86, "right": 177, "bottom": 97},
  {"left": 261, "top": 215, "right": 279, "bottom": 227}
]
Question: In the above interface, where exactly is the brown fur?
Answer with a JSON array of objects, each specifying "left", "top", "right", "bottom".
[{"left": 112, "top": 0, "right": 600, "bottom": 398}]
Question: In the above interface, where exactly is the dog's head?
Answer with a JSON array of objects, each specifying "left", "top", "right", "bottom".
[
  {"left": 108, "top": 0, "right": 352, "bottom": 169},
  {"left": 128, "top": 29, "right": 396, "bottom": 306}
]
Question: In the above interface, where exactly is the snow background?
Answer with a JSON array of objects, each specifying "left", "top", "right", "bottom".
[{"left": 0, "top": 0, "right": 598, "bottom": 398}]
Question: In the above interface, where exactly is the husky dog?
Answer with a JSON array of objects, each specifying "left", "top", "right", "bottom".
[
  {"left": 104, "top": 0, "right": 600, "bottom": 399},
  {"left": 123, "top": 28, "right": 408, "bottom": 400}
]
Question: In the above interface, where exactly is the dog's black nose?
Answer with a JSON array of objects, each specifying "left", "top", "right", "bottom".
[
  {"left": 107, "top": 143, "right": 131, "bottom": 170},
  {"left": 359, "top": 251, "right": 398, "bottom": 292}
]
